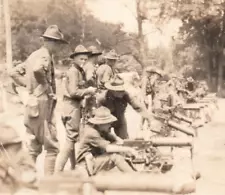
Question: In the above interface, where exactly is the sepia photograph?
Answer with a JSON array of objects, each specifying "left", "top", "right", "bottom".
[{"left": 0, "top": 0, "right": 224, "bottom": 194}]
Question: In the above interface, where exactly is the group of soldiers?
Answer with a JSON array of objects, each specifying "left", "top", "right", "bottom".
[{"left": 0, "top": 24, "right": 212, "bottom": 193}]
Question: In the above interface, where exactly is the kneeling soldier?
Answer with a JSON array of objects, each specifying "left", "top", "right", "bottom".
[{"left": 76, "top": 106, "right": 136, "bottom": 176}]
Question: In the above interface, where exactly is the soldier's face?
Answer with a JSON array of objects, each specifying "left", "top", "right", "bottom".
[
  {"left": 73, "top": 54, "right": 88, "bottom": 67},
  {"left": 150, "top": 74, "right": 160, "bottom": 84},
  {"left": 98, "top": 123, "right": 112, "bottom": 132},
  {"left": 107, "top": 59, "right": 117, "bottom": 66}
]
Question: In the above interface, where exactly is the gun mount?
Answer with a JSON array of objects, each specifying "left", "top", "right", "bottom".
[
  {"left": 152, "top": 107, "right": 196, "bottom": 137},
  {"left": 121, "top": 137, "right": 193, "bottom": 173}
]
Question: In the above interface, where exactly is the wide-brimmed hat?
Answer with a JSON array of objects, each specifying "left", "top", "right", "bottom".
[
  {"left": 88, "top": 46, "right": 102, "bottom": 56},
  {"left": 145, "top": 67, "right": 163, "bottom": 77},
  {"left": 187, "top": 77, "right": 194, "bottom": 82},
  {"left": 105, "top": 75, "right": 125, "bottom": 91},
  {"left": 70, "top": 45, "right": 92, "bottom": 58},
  {"left": 177, "top": 88, "right": 189, "bottom": 94},
  {"left": 42, "top": 25, "right": 68, "bottom": 44},
  {"left": 88, "top": 106, "right": 117, "bottom": 125},
  {"left": 104, "top": 50, "right": 119, "bottom": 60}
]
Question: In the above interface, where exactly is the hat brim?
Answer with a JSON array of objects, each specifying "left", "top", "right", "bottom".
[
  {"left": 70, "top": 52, "right": 92, "bottom": 58},
  {"left": 104, "top": 56, "right": 119, "bottom": 60},
  {"left": 90, "top": 52, "right": 102, "bottom": 56},
  {"left": 105, "top": 82, "right": 125, "bottom": 91},
  {"left": 147, "top": 71, "right": 162, "bottom": 77},
  {"left": 88, "top": 116, "right": 117, "bottom": 125},
  {"left": 41, "top": 35, "right": 69, "bottom": 44}
]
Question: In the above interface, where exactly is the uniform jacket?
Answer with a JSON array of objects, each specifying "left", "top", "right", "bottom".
[
  {"left": 9, "top": 47, "right": 56, "bottom": 97},
  {"left": 63, "top": 64, "right": 90, "bottom": 116},
  {"left": 83, "top": 61, "right": 96, "bottom": 87},
  {"left": 96, "top": 64, "right": 115, "bottom": 89},
  {"left": 97, "top": 91, "right": 150, "bottom": 121}
]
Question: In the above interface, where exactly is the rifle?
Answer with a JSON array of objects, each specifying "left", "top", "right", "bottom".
[{"left": 120, "top": 137, "right": 193, "bottom": 173}]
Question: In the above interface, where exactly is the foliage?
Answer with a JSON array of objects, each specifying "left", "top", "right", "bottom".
[{"left": 1, "top": 0, "right": 135, "bottom": 63}]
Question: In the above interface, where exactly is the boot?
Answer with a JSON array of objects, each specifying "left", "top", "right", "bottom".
[
  {"left": 44, "top": 153, "right": 57, "bottom": 175},
  {"left": 70, "top": 147, "right": 76, "bottom": 170},
  {"left": 54, "top": 141, "right": 75, "bottom": 173}
]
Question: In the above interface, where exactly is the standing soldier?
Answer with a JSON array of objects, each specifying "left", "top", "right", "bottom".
[
  {"left": 142, "top": 67, "right": 163, "bottom": 113},
  {"left": 83, "top": 46, "right": 102, "bottom": 87},
  {"left": 55, "top": 45, "right": 97, "bottom": 172},
  {"left": 9, "top": 25, "right": 68, "bottom": 175},
  {"left": 96, "top": 50, "right": 119, "bottom": 89}
]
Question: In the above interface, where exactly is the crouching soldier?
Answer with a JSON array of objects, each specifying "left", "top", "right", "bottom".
[
  {"left": 97, "top": 75, "right": 153, "bottom": 139},
  {"left": 76, "top": 106, "right": 136, "bottom": 176}
]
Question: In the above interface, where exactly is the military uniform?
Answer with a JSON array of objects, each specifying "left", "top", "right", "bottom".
[
  {"left": 97, "top": 77, "right": 151, "bottom": 139},
  {"left": 55, "top": 45, "right": 95, "bottom": 172},
  {"left": 77, "top": 107, "right": 134, "bottom": 176},
  {"left": 96, "top": 50, "right": 118, "bottom": 89},
  {"left": 9, "top": 25, "right": 68, "bottom": 175},
  {"left": 142, "top": 67, "right": 163, "bottom": 112},
  {"left": 10, "top": 47, "right": 58, "bottom": 174},
  {"left": 83, "top": 46, "right": 102, "bottom": 87}
]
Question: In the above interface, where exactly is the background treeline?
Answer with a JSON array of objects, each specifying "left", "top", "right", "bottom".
[{"left": 1, "top": 0, "right": 225, "bottom": 95}]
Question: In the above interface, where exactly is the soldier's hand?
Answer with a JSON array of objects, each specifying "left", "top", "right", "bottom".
[
  {"left": 144, "top": 97, "right": 149, "bottom": 105},
  {"left": 87, "top": 87, "right": 97, "bottom": 95},
  {"left": 49, "top": 93, "right": 57, "bottom": 100},
  {"left": 126, "top": 148, "right": 138, "bottom": 157}
]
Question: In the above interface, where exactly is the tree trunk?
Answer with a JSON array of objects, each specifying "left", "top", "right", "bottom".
[
  {"left": 206, "top": 52, "right": 213, "bottom": 91},
  {"left": 217, "top": 53, "right": 224, "bottom": 97},
  {"left": 3, "top": 0, "right": 12, "bottom": 70},
  {"left": 136, "top": 0, "right": 146, "bottom": 71}
]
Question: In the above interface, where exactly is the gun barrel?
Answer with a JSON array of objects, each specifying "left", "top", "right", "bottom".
[
  {"left": 173, "top": 113, "right": 193, "bottom": 124},
  {"left": 151, "top": 137, "right": 193, "bottom": 147},
  {"left": 182, "top": 104, "right": 201, "bottom": 110},
  {"left": 168, "top": 120, "right": 195, "bottom": 136},
  {"left": 92, "top": 173, "right": 196, "bottom": 194}
]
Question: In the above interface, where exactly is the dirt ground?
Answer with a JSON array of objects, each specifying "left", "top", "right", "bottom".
[{"left": 5, "top": 95, "right": 225, "bottom": 195}]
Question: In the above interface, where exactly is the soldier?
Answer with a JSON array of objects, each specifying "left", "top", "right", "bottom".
[
  {"left": 55, "top": 45, "right": 97, "bottom": 173},
  {"left": 0, "top": 113, "right": 37, "bottom": 193},
  {"left": 9, "top": 25, "right": 68, "bottom": 175},
  {"left": 76, "top": 106, "right": 136, "bottom": 176},
  {"left": 96, "top": 50, "right": 119, "bottom": 89},
  {"left": 83, "top": 46, "right": 102, "bottom": 87},
  {"left": 142, "top": 67, "right": 163, "bottom": 113},
  {"left": 97, "top": 75, "right": 153, "bottom": 139}
]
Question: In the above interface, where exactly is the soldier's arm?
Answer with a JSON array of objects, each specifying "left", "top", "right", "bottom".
[
  {"left": 33, "top": 56, "right": 50, "bottom": 85},
  {"left": 101, "top": 66, "right": 113, "bottom": 86},
  {"left": 9, "top": 62, "right": 26, "bottom": 87},
  {"left": 141, "top": 74, "right": 148, "bottom": 97},
  {"left": 126, "top": 93, "right": 153, "bottom": 120},
  {"left": 66, "top": 68, "right": 90, "bottom": 99},
  {"left": 88, "top": 131, "right": 133, "bottom": 154},
  {"left": 83, "top": 63, "right": 95, "bottom": 86}
]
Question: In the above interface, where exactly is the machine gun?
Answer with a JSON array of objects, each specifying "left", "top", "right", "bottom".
[
  {"left": 120, "top": 137, "right": 193, "bottom": 173},
  {"left": 152, "top": 106, "right": 196, "bottom": 137}
]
